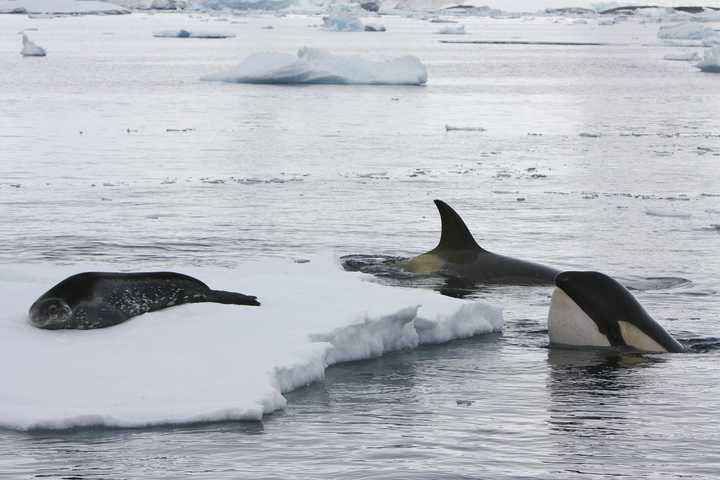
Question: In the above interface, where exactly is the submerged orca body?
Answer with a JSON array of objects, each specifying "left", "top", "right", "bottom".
[
  {"left": 399, "top": 200, "right": 559, "bottom": 285},
  {"left": 549, "top": 271, "right": 684, "bottom": 353}
]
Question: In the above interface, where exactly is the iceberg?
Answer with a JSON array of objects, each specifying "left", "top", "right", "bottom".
[
  {"left": 153, "top": 29, "right": 236, "bottom": 38},
  {"left": 0, "top": 257, "right": 502, "bottom": 430},
  {"left": 203, "top": 47, "right": 428, "bottom": 85},
  {"left": 436, "top": 24, "right": 465, "bottom": 34},
  {"left": 322, "top": 5, "right": 364, "bottom": 32},
  {"left": 697, "top": 46, "right": 720, "bottom": 73},
  {"left": 658, "top": 22, "right": 720, "bottom": 45},
  {"left": 20, "top": 33, "right": 46, "bottom": 56}
]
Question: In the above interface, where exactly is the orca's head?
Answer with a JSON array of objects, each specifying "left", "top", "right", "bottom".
[
  {"left": 554, "top": 271, "right": 628, "bottom": 313},
  {"left": 550, "top": 271, "right": 683, "bottom": 353},
  {"left": 548, "top": 271, "right": 630, "bottom": 349},
  {"left": 29, "top": 298, "right": 72, "bottom": 329}
]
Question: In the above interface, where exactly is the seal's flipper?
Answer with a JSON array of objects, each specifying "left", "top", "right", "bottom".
[
  {"left": 70, "top": 303, "right": 129, "bottom": 329},
  {"left": 433, "top": 200, "right": 484, "bottom": 252},
  {"left": 207, "top": 290, "right": 261, "bottom": 307}
]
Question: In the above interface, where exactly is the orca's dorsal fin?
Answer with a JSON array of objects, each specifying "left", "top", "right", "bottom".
[{"left": 432, "top": 200, "right": 484, "bottom": 252}]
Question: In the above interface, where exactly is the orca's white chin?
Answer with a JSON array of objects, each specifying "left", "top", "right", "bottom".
[{"left": 548, "top": 288, "right": 611, "bottom": 349}]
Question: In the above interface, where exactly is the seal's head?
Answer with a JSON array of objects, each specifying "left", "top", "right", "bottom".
[{"left": 29, "top": 298, "right": 72, "bottom": 329}]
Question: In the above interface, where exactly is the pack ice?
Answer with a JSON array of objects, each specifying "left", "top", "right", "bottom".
[
  {"left": 0, "top": 257, "right": 502, "bottom": 430},
  {"left": 202, "top": 47, "right": 428, "bottom": 85}
]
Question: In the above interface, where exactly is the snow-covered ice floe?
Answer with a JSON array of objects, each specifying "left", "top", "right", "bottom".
[
  {"left": 645, "top": 208, "right": 692, "bottom": 218},
  {"left": 0, "top": 257, "right": 502, "bottom": 430},
  {"left": 202, "top": 47, "right": 428, "bottom": 85},
  {"left": 153, "top": 29, "right": 235, "bottom": 38},
  {"left": 697, "top": 46, "right": 720, "bottom": 73},
  {"left": 20, "top": 33, "right": 46, "bottom": 56},
  {"left": 436, "top": 24, "right": 465, "bottom": 34},
  {"left": 0, "top": 0, "right": 129, "bottom": 14}
]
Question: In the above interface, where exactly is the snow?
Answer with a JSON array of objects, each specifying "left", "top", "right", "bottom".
[
  {"left": 0, "top": 257, "right": 502, "bottom": 430},
  {"left": 20, "top": 33, "right": 46, "bottom": 56},
  {"left": 0, "top": 0, "right": 129, "bottom": 14},
  {"left": 202, "top": 47, "right": 428, "bottom": 85},
  {"left": 436, "top": 24, "right": 465, "bottom": 34},
  {"left": 153, "top": 29, "right": 236, "bottom": 38},
  {"left": 698, "top": 46, "right": 720, "bottom": 73},
  {"left": 663, "top": 50, "right": 700, "bottom": 62},
  {"left": 321, "top": 5, "right": 363, "bottom": 32}
]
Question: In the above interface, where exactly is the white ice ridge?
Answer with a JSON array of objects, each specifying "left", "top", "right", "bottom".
[
  {"left": 436, "top": 24, "right": 465, "bottom": 35},
  {"left": 20, "top": 33, "right": 46, "bottom": 56},
  {"left": 0, "top": 256, "right": 502, "bottom": 430},
  {"left": 322, "top": 5, "right": 363, "bottom": 32},
  {"left": 0, "top": 0, "right": 129, "bottom": 14},
  {"left": 202, "top": 47, "right": 428, "bottom": 85},
  {"left": 698, "top": 46, "right": 720, "bottom": 73}
]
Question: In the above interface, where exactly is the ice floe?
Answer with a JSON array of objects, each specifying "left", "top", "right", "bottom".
[
  {"left": 0, "top": 0, "right": 129, "bottom": 14},
  {"left": 0, "top": 257, "right": 502, "bottom": 430},
  {"left": 663, "top": 50, "right": 701, "bottom": 61},
  {"left": 202, "top": 47, "right": 427, "bottom": 85},
  {"left": 20, "top": 33, "right": 46, "bottom": 56},
  {"left": 697, "top": 46, "right": 720, "bottom": 73},
  {"left": 153, "top": 29, "right": 236, "bottom": 38}
]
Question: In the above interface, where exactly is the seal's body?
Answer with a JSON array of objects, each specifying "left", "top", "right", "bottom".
[{"left": 29, "top": 272, "right": 260, "bottom": 329}]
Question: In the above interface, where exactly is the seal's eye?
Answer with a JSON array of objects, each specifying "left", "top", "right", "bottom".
[{"left": 48, "top": 305, "right": 58, "bottom": 315}]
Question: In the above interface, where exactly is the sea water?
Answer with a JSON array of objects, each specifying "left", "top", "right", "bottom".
[{"left": 0, "top": 12, "right": 719, "bottom": 479}]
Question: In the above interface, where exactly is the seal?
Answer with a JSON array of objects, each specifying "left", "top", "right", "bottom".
[
  {"left": 29, "top": 272, "right": 260, "bottom": 330},
  {"left": 399, "top": 200, "right": 559, "bottom": 285},
  {"left": 548, "top": 271, "right": 684, "bottom": 353}
]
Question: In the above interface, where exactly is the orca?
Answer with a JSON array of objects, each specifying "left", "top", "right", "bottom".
[
  {"left": 398, "top": 200, "right": 559, "bottom": 285},
  {"left": 549, "top": 271, "right": 684, "bottom": 353}
]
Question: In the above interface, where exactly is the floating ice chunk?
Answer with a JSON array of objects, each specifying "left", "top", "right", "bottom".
[
  {"left": 436, "top": 24, "right": 465, "bottom": 34},
  {"left": 663, "top": 50, "right": 701, "bottom": 61},
  {"left": 697, "top": 46, "right": 720, "bottom": 73},
  {"left": 364, "top": 23, "right": 386, "bottom": 32},
  {"left": 598, "top": 18, "right": 616, "bottom": 25},
  {"left": 20, "top": 33, "right": 46, "bottom": 57},
  {"left": 645, "top": 208, "right": 692, "bottom": 218},
  {"left": 322, "top": 5, "right": 363, "bottom": 32},
  {"left": 445, "top": 124, "right": 485, "bottom": 132},
  {"left": 153, "top": 29, "right": 235, "bottom": 38},
  {"left": 203, "top": 47, "right": 428, "bottom": 85},
  {"left": 0, "top": 257, "right": 502, "bottom": 430}
]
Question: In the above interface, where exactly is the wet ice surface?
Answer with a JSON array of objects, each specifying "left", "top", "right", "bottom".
[{"left": 1, "top": 12, "right": 720, "bottom": 479}]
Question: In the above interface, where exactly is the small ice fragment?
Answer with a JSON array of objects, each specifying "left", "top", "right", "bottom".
[
  {"left": 364, "top": 23, "right": 386, "bottom": 32},
  {"left": 663, "top": 51, "right": 701, "bottom": 61},
  {"left": 436, "top": 24, "right": 465, "bottom": 35},
  {"left": 20, "top": 33, "right": 46, "bottom": 57},
  {"left": 645, "top": 208, "right": 692, "bottom": 218},
  {"left": 697, "top": 46, "right": 720, "bottom": 73},
  {"left": 153, "top": 30, "right": 235, "bottom": 38},
  {"left": 445, "top": 125, "right": 485, "bottom": 132}
]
